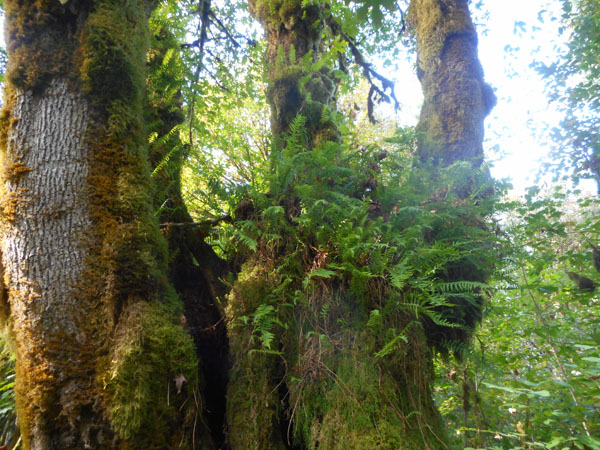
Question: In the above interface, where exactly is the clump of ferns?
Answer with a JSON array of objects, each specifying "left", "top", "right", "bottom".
[{"left": 229, "top": 115, "right": 498, "bottom": 360}]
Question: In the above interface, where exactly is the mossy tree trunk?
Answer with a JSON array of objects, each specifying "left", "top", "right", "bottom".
[
  {"left": 226, "top": 2, "right": 345, "bottom": 448},
  {"left": 409, "top": 0, "right": 497, "bottom": 348},
  {"left": 0, "top": 1, "right": 203, "bottom": 448},
  {"left": 410, "top": 0, "right": 496, "bottom": 166},
  {"left": 248, "top": 0, "right": 338, "bottom": 146}
]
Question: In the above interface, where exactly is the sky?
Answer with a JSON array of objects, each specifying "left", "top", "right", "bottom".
[{"left": 391, "top": 0, "right": 591, "bottom": 195}]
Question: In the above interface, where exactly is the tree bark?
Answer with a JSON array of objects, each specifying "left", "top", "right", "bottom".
[
  {"left": 147, "top": 28, "right": 230, "bottom": 449},
  {"left": 0, "top": 1, "right": 200, "bottom": 448},
  {"left": 248, "top": 0, "right": 338, "bottom": 145},
  {"left": 409, "top": 0, "right": 497, "bottom": 349}
]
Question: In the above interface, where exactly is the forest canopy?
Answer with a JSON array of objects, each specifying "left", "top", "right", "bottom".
[{"left": 0, "top": 0, "right": 598, "bottom": 449}]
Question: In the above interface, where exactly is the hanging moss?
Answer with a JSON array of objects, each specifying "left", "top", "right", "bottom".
[
  {"left": 77, "top": 1, "right": 203, "bottom": 446},
  {"left": 4, "top": 0, "right": 81, "bottom": 90},
  {"left": 281, "top": 290, "right": 448, "bottom": 450}
]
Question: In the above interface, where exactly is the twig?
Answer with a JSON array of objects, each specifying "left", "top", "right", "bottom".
[
  {"left": 186, "top": 0, "right": 212, "bottom": 146},
  {"left": 159, "top": 215, "right": 232, "bottom": 229},
  {"left": 324, "top": 12, "right": 400, "bottom": 124},
  {"left": 209, "top": 10, "right": 257, "bottom": 48}
]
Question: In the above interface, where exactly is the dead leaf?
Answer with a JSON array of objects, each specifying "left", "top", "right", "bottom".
[{"left": 174, "top": 373, "right": 187, "bottom": 394}]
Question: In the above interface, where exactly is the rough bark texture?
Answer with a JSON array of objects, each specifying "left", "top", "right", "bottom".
[
  {"left": 0, "top": 76, "right": 100, "bottom": 449},
  {"left": 0, "top": 1, "right": 201, "bottom": 448},
  {"left": 410, "top": 0, "right": 496, "bottom": 166}
]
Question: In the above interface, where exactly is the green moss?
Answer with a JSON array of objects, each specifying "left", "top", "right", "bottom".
[
  {"left": 290, "top": 328, "right": 447, "bottom": 449},
  {"left": 77, "top": 1, "right": 204, "bottom": 447},
  {"left": 4, "top": 0, "right": 78, "bottom": 90},
  {"left": 80, "top": 0, "right": 171, "bottom": 311},
  {"left": 409, "top": 0, "right": 472, "bottom": 71},
  {"left": 0, "top": 0, "right": 207, "bottom": 447},
  {"left": 252, "top": 0, "right": 302, "bottom": 29},
  {"left": 105, "top": 300, "right": 199, "bottom": 448},
  {"left": 80, "top": 4, "right": 146, "bottom": 106},
  {"left": 225, "top": 262, "right": 286, "bottom": 450}
]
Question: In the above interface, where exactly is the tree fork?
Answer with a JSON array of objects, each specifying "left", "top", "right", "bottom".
[{"left": 226, "top": 2, "right": 450, "bottom": 449}]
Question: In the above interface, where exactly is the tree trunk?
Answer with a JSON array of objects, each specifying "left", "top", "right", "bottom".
[
  {"left": 409, "top": 0, "right": 497, "bottom": 348},
  {"left": 147, "top": 28, "right": 230, "bottom": 449},
  {"left": 410, "top": 0, "right": 496, "bottom": 166},
  {"left": 0, "top": 1, "right": 200, "bottom": 448}
]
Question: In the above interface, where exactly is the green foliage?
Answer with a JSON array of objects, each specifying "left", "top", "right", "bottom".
[
  {"left": 0, "top": 337, "right": 17, "bottom": 449},
  {"left": 435, "top": 186, "right": 600, "bottom": 449},
  {"left": 221, "top": 114, "right": 500, "bottom": 358},
  {"left": 535, "top": 0, "right": 600, "bottom": 191}
]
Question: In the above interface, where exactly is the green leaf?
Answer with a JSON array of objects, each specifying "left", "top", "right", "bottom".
[
  {"left": 577, "top": 435, "right": 600, "bottom": 450},
  {"left": 308, "top": 268, "right": 337, "bottom": 279},
  {"left": 546, "top": 436, "right": 567, "bottom": 448}
]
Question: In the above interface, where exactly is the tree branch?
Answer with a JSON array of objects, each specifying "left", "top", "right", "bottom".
[
  {"left": 324, "top": 11, "right": 400, "bottom": 124},
  {"left": 160, "top": 215, "right": 232, "bottom": 230}
]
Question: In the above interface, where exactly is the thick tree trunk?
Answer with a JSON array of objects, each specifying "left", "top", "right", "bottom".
[
  {"left": 226, "top": 3, "right": 340, "bottom": 448},
  {"left": 1, "top": 75, "right": 98, "bottom": 449},
  {"left": 0, "top": 1, "right": 200, "bottom": 448}
]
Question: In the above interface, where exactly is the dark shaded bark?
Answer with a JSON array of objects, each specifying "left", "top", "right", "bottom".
[{"left": 147, "top": 29, "right": 231, "bottom": 449}]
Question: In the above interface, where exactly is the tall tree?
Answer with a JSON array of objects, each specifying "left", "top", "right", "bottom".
[
  {"left": 0, "top": 1, "right": 203, "bottom": 447},
  {"left": 409, "top": 0, "right": 497, "bottom": 346}
]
